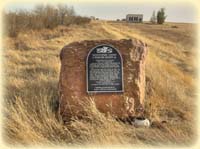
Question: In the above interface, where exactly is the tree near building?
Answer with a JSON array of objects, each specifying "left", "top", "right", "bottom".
[
  {"left": 150, "top": 10, "right": 157, "bottom": 24},
  {"left": 157, "top": 8, "right": 167, "bottom": 24}
]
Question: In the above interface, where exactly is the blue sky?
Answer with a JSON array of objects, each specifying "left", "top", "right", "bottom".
[{"left": 5, "top": 1, "right": 197, "bottom": 23}]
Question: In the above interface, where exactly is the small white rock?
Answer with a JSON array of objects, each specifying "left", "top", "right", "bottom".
[{"left": 133, "top": 118, "right": 151, "bottom": 127}]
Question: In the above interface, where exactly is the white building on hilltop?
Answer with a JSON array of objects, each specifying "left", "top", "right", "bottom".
[{"left": 126, "top": 14, "right": 143, "bottom": 23}]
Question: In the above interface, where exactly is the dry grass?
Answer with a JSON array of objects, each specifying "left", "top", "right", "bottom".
[{"left": 3, "top": 21, "right": 197, "bottom": 147}]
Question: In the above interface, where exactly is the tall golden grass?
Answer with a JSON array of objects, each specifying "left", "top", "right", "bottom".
[{"left": 3, "top": 21, "right": 197, "bottom": 146}]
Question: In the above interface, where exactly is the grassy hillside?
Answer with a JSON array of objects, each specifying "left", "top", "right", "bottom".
[{"left": 3, "top": 21, "right": 197, "bottom": 146}]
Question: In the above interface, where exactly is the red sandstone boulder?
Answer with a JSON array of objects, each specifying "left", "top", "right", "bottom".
[{"left": 58, "top": 39, "right": 147, "bottom": 122}]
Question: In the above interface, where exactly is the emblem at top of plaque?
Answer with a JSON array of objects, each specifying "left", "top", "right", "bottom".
[{"left": 86, "top": 44, "right": 123, "bottom": 93}]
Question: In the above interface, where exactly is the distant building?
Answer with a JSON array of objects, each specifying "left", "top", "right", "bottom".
[{"left": 126, "top": 14, "right": 143, "bottom": 23}]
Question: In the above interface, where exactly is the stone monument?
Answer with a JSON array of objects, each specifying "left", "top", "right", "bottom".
[{"left": 58, "top": 39, "right": 147, "bottom": 122}]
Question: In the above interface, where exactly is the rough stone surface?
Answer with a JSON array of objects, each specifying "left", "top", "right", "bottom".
[{"left": 59, "top": 39, "right": 147, "bottom": 122}]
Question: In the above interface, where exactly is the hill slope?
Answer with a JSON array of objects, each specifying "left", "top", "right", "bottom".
[{"left": 3, "top": 21, "right": 197, "bottom": 146}]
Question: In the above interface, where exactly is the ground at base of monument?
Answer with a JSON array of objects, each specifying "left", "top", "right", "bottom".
[{"left": 116, "top": 116, "right": 151, "bottom": 127}]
